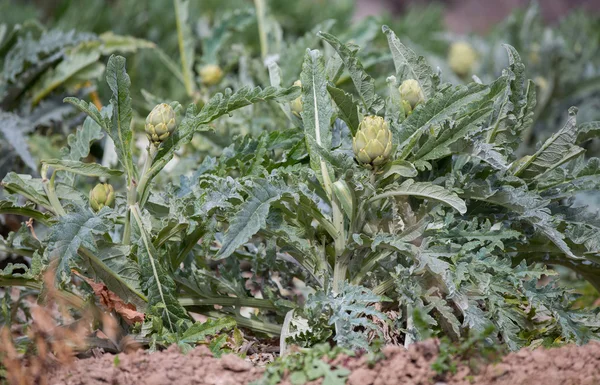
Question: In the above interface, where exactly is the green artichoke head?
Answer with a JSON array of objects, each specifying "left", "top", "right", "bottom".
[
  {"left": 89, "top": 183, "right": 115, "bottom": 212},
  {"left": 200, "top": 64, "right": 223, "bottom": 86},
  {"left": 145, "top": 103, "right": 177, "bottom": 146},
  {"left": 290, "top": 80, "right": 303, "bottom": 116},
  {"left": 448, "top": 41, "right": 478, "bottom": 77},
  {"left": 353, "top": 115, "right": 393, "bottom": 167},
  {"left": 399, "top": 79, "right": 424, "bottom": 111}
]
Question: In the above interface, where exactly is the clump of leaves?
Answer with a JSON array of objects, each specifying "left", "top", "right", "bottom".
[
  {"left": 253, "top": 344, "right": 352, "bottom": 385},
  {"left": 1, "top": 0, "right": 600, "bottom": 359},
  {"left": 431, "top": 325, "right": 504, "bottom": 377}
]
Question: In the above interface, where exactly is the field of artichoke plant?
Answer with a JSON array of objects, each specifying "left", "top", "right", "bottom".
[{"left": 1, "top": 1, "right": 600, "bottom": 384}]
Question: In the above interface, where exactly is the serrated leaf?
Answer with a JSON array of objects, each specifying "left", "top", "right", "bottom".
[
  {"left": 382, "top": 25, "right": 438, "bottom": 99},
  {"left": 577, "top": 121, "right": 600, "bottom": 144},
  {"left": 0, "top": 200, "right": 54, "bottom": 226},
  {"left": 60, "top": 116, "right": 104, "bottom": 186},
  {"left": 215, "top": 179, "right": 286, "bottom": 260},
  {"left": 132, "top": 205, "right": 188, "bottom": 331},
  {"left": 300, "top": 49, "right": 334, "bottom": 186},
  {"left": 319, "top": 32, "right": 384, "bottom": 113},
  {"left": 327, "top": 85, "right": 360, "bottom": 135},
  {"left": 397, "top": 82, "right": 501, "bottom": 157},
  {"left": 63, "top": 96, "right": 105, "bottom": 129},
  {"left": 41, "top": 159, "right": 122, "bottom": 178},
  {"left": 514, "top": 108, "right": 582, "bottom": 179},
  {"left": 372, "top": 179, "right": 467, "bottom": 214},
  {"left": 0, "top": 111, "right": 36, "bottom": 171},
  {"left": 105, "top": 55, "right": 135, "bottom": 180},
  {"left": 31, "top": 43, "right": 102, "bottom": 105},
  {"left": 412, "top": 105, "right": 493, "bottom": 161},
  {"left": 1, "top": 172, "right": 51, "bottom": 209},
  {"left": 46, "top": 207, "right": 109, "bottom": 283},
  {"left": 180, "top": 318, "right": 236, "bottom": 344}
]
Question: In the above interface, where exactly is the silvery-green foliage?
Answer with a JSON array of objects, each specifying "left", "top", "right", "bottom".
[{"left": 1, "top": 4, "right": 600, "bottom": 352}]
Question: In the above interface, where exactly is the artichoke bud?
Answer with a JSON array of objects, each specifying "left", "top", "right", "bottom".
[
  {"left": 89, "top": 183, "right": 115, "bottom": 211},
  {"left": 399, "top": 79, "right": 424, "bottom": 110},
  {"left": 199, "top": 64, "right": 223, "bottom": 86},
  {"left": 290, "top": 80, "right": 303, "bottom": 116},
  {"left": 448, "top": 41, "right": 478, "bottom": 77},
  {"left": 145, "top": 103, "right": 177, "bottom": 146},
  {"left": 353, "top": 116, "right": 393, "bottom": 167}
]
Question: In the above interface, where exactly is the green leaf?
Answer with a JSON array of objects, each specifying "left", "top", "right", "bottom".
[
  {"left": 180, "top": 318, "right": 236, "bottom": 344},
  {"left": 105, "top": 55, "right": 136, "bottom": 180},
  {"left": 577, "top": 121, "right": 600, "bottom": 144},
  {"left": 1, "top": 173, "right": 51, "bottom": 209},
  {"left": 98, "top": 32, "right": 156, "bottom": 55},
  {"left": 300, "top": 49, "right": 334, "bottom": 185},
  {"left": 381, "top": 159, "right": 418, "bottom": 178},
  {"left": 63, "top": 96, "right": 106, "bottom": 129},
  {"left": 46, "top": 207, "right": 109, "bottom": 283},
  {"left": 41, "top": 159, "right": 123, "bottom": 178},
  {"left": 174, "top": 0, "right": 196, "bottom": 96},
  {"left": 215, "top": 179, "right": 287, "bottom": 260},
  {"left": 0, "top": 111, "right": 36, "bottom": 171},
  {"left": 397, "top": 82, "right": 500, "bottom": 156},
  {"left": 31, "top": 43, "right": 102, "bottom": 105},
  {"left": 372, "top": 179, "right": 467, "bottom": 214},
  {"left": 412, "top": 104, "right": 493, "bottom": 161},
  {"left": 513, "top": 108, "right": 582, "bottom": 179},
  {"left": 0, "top": 200, "right": 54, "bottom": 226},
  {"left": 327, "top": 85, "right": 360, "bottom": 135},
  {"left": 318, "top": 32, "right": 384, "bottom": 113},
  {"left": 131, "top": 205, "right": 188, "bottom": 331},
  {"left": 60, "top": 116, "right": 104, "bottom": 186},
  {"left": 382, "top": 25, "right": 438, "bottom": 99},
  {"left": 487, "top": 46, "right": 536, "bottom": 155}
]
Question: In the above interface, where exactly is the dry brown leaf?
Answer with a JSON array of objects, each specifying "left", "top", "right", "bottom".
[{"left": 77, "top": 274, "right": 144, "bottom": 325}]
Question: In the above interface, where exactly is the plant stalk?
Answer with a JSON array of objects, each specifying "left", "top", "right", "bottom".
[
  {"left": 44, "top": 170, "right": 66, "bottom": 217},
  {"left": 253, "top": 0, "right": 268, "bottom": 60}
]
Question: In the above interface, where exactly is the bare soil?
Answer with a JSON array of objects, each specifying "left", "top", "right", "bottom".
[{"left": 44, "top": 340, "right": 600, "bottom": 385}]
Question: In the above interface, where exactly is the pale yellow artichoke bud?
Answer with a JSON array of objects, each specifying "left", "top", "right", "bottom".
[
  {"left": 399, "top": 79, "right": 425, "bottom": 111},
  {"left": 145, "top": 103, "right": 177, "bottom": 146},
  {"left": 199, "top": 64, "right": 223, "bottom": 86},
  {"left": 353, "top": 116, "right": 393, "bottom": 167},
  {"left": 89, "top": 183, "right": 115, "bottom": 212},
  {"left": 448, "top": 41, "right": 478, "bottom": 77},
  {"left": 290, "top": 80, "right": 303, "bottom": 116}
]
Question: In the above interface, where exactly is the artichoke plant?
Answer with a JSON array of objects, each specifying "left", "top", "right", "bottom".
[
  {"left": 199, "top": 64, "right": 223, "bottom": 86},
  {"left": 448, "top": 41, "right": 478, "bottom": 77},
  {"left": 352, "top": 115, "right": 393, "bottom": 167},
  {"left": 290, "top": 80, "right": 303, "bottom": 116},
  {"left": 145, "top": 103, "right": 177, "bottom": 146},
  {"left": 399, "top": 79, "right": 425, "bottom": 113},
  {"left": 89, "top": 183, "right": 115, "bottom": 211}
]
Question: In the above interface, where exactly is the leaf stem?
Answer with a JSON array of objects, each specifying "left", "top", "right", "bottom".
[{"left": 43, "top": 170, "right": 66, "bottom": 217}]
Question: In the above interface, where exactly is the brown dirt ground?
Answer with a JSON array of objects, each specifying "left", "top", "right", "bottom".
[{"left": 43, "top": 340, "right": 600, "bottom": 385}]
